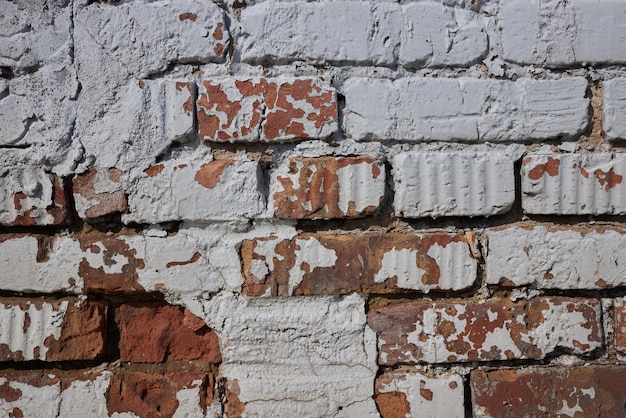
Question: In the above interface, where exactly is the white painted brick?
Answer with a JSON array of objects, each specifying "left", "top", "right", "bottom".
[
  {"left": 123, "top": 158, "right": 265, "bottom": 223},
  {"left": 501, "top": 0, "right": 626, "bottom": 67},
  {"left": 486, "top": 226, "right": 626, "bottom": 289},
  {"left": 240, "top": 1, "right": 400, "bottom": 66},
  {"left": 401, "top": 2, "right": 486, "bottom": 67},
  {"left": 394, "top": 152, "right": 515, "bottom": 218},
  {"left": 200, "top": 292, "right": 378, "bottom": 417},
  {"left": 604, "top": 78, "right": 626, "bottom": 140},
  {"left": 343, "top": 77, "right": 589, "bottom": 142},
  {"left": 521, "top": 154, "right": 626, "bottom": 215},
  {"left": 0, "top": 375, "right": 60, "bottom": 418},
  {"left": 76, "top": 79, "right": 195, "bottom": 171},
  {"left": 376, "top": 371, "right": 465, "bottom": 418}
]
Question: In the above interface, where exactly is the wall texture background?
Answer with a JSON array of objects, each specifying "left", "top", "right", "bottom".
[{"left": 1, "top": 0, "right": 626, "bottom": 416}]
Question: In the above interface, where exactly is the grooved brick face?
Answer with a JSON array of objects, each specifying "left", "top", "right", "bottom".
[
  {"left": 471, "top": 366, "right": 626, "bottom": 417},
  {"left": 271, "top": 156, "right": 385, "bottom": 219},
  {"left": 241, "top": 232, "right": 477, "bottom": 296},
  {"left": 119, "top": 302, "right": 221, "bottom": 363},
  {"left": 196, "top": 77, "right": 337, "bottom": 142},
  {"left": 367, "top": 297, "right": 601, "bottom": 365}
]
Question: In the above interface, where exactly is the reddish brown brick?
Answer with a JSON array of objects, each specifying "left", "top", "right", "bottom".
[
  {"left": 241, "top": 232, "right": 477, "bottom": 296},
  {"left": 0, "top": 298, "right": 107, "bottom": 362},
  {"left": 119, "top": 302, "right": 221, "bottom": 363},
  {"left": 367, "top": 297, "right": 602, "bottom": 365},
  {"left": 614, "top": 297, "right": 626, "bottom": 353},
  {"left": 471, "top": 366, "right": 626, "bottom": 417},
  {"left": 271, "top": 156, "right": 385, "bottom": 219},
  {"left": 73, "top": 167, "right": 127, "bottom": 220}
]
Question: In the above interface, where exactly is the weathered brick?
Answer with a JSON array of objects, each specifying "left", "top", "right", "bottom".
[
  {"left": 604, "top": 78, "right": 626, "bottom": 140},
  {"left": 123, "top": 159, "right": 265, "bottom": 223},
  {"left": 0, "top": 298, "right": 107, "bottom": 362},
  {"left": 271, "top": 156, "right": 385, "bottom": 219},
  {"left": 367, "top": 297, "right": 601, "bottom": 365},
  {"left": 119, "top": 302, "right": 221, "bottom": 363},
  {"left": 239, "top": 1, "right": 400, "bottom": 66},
  {"left": 485, "top": 225, "right": 626, "bottom": 289},
  {"left": 614, "top": 297, "right": 626, "bottom": 354},
  {"left": 343, "top": 77, "right": 589, "bottom": 142},
  {"left": 400, "top": 3, "right": 486, "bottom": 67},
  {"left": 75, "top": 78, "right": 196, "bottom": 170},
  {"left": 196, "top": 77, "right": 337, "bottom": 142},
  {"left": 393, "top": 152, "right": 515, "bottom": 218},
  {"left": 0, "top": 369, "right": 217, "bottom": 418},
  {"left": 0, "top": 229, "right": 220, "bottom": 295},
  {"left": 73, "top": 167, "right": 127, "bottom": 221},
  {"left": 199, "top": 292, "right": 378, "bottom": 416},
  {"left": 375, "top": 371, "right": 464, "bottom": 418},
  {"left": 471, "top": 366, "right": 626, "bottom": 417},
  {"left": 0, "top": 168, "right": 68, "bottom": 226},
  {"left": 501, "top": 0, "right": 626, "bottom": 67},
  {"left": 241, "top": 232, "right": 477, "bottom": 296},
  {"left": 522, "top": 154, "right": 626, "bottom": 215}
]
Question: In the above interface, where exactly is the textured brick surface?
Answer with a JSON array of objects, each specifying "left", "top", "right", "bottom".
[
  {"left": 0, "top": 299, "right": 106, "bottom": 362},
  {"left": 375, "top": 371, "right": 465, "bottom": 418},
  {"left": 522, "top": 154, "right": 626, "bottom": 215},
  {"left": 271, "top": 156, "right": 385, "bottom": 219},
  {"left": 604, "top": 78, "right": 626, "bottom": 140},
  {"left": 73, "top": 167, "right": 126, "bottom": 221},
  {"left": 242, "top": 233, "right": 477, "bottom": 296},
  {"left": 486, "top": 225, "right": 626, "bottom": 289},
  {"left": 196, "top": 77, "right": 337, "bottom": 142},
  {"left": 119, "top": 302, "right": 221, "bottom": 363},
  {"left": 471, "top": 366, "right": 626, "bottom": 417},
  {"left": 501, "top": 0, "right": 626, "bottom": 66},
  {"left": 343, "top": 77, "right": 589, "bottom": 142},
  {"left": 614, "top": 297, "right": 626, "bottom": 354},
  {"left": 368, "top": 297, "right": 601, "bottom": 365},
  {"left": 393, "top": 152, "right": 515, "bottom": 218}
]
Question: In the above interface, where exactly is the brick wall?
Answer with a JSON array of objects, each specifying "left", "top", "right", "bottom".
[{"left": 1, "top": 0, "right": 626, "bottom": 416}]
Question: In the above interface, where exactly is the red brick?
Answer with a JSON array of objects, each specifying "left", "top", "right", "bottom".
[
  {"left": 241, "top": 232, "right": 477, "bottom": 296},
  {"left": 271, "top": 156, "right": 385, "bottom": 219},
  {"left": 0, "top": 298, "right": 107, "bottom": 362},
  {"left": 471, "top": 366, "right": 626, "bottom": 417},
  {"left": 73, "top": 167, "right": 127, "bottom": 220},
  {"left": 367, "top": 297, "right": 601, "bottom": 365},
  {"left": 119, "top": 302, "right": 221, "bottom": 363},
  {"left": 614, "top": 297, "right": 626, "bottom": 353},
  {"left": 196, "top": 77, "right": 337, "bottom": 142}
]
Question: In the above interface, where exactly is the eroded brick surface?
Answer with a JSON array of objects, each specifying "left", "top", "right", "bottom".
[
  {"left": 119, "top": 302, "right": 221, "bottom": 363},
  {"left": 485, "top": 225, "right": 626, "bottom": 289},
  {"left": 0, "top": 169, "right": 68, "bottom": 226},
  {"left": 197, "top": 77, "right": 337, "bottom": 142},
  {"left": 271, "top": 156, "right": 385, "bottom": 219},
  {"left": 241, "top": 233, "right": 477, "bottom": 296},
  {"left": 367, "top": 297, "right": 601, "bottom": 365},
  {"left": 471, "top": 366, "right": 626, "bottom": 417},
  {"left": 375, "top": 371, "right": 464, "bottom": 418},
  {"left": 73, "top": 167, "right": 127, "bottom": 221},
  {"left": 522, "top": 154, "right": 626, "bottom": 215},
  {"left": 0, "top": 299, "right": 106, "bottom": 362},
  {"left": 614, "top": 298, "right": 626, "bottom": 353}
]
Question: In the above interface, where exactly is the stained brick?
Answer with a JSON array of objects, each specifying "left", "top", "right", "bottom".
[
  {"left": 0, "top": 299, "right": 107, "bottom": 362},
  {"left": 471, "top": 366, "right": 626, "bottom": 417},
  {"left": 367, "top": 297, "right": 601, "bottom": 365},
  {"left": 614, "top": 297, "right": 626, "bottom": 354},
  {"left": 73, "top": 167, "right": 127, "bottom": 221},
  {"left": 241, "top": 232, "right": 477, "bottom": 296},
  {"left": 393, "top": 152, "right": 515, "bottom": 218},
  {"left": 271, "top": 156, "right": 385, "bottom": 219},
  {"left": 522, "top": 154, "right": 626, "bottom": 215},
  {"left": 119, "top": 302, "right": 221, "bottom": 363},
  {"left": 485, "top": 225, "right": 626, "bottom": 289},
  {"left": 375, "top": 371, "right": 464, "bottom": 418},
  {"left": 197, "top": 77, "right": 337, "bottom": 142}
]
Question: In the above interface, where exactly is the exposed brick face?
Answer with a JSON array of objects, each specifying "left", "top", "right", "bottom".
[
  {"left": 119, "top": 303, "right": 221, "bottom": 363},
  {"left": 73, "top": 167, "right": 127, "bottom": 220},
  {"left": 471, "top": 366, "right": 626, "bottom": 417}
]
